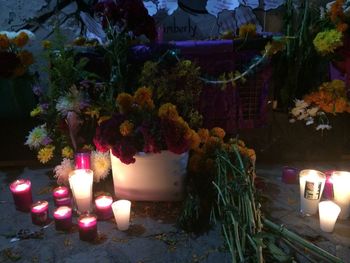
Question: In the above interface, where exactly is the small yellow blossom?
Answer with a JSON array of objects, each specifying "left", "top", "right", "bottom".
[
  {"left": 119, "top": 120, "right": 134, "bottom": 136},
  {"left": 30, "top": 106, "right": 42, "bottom": 117},
  {"left": 37, "top": 145, "right": 55, "bottom": 164},
  {"left": 61, "top": 146, "right": 74, "bottom": 159},
  {"left": 85, "top": 107, "right": 100, "bottom": 119}
]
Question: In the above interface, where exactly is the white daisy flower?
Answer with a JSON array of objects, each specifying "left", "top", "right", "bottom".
[
  {"left": 91, "top": 151, "right": 111, "bottom": 182},
  {"left": 54, "top": 158, "right": 74, "bottom": 185},
  {"left": 25, "top": 124, "right": 50, "bottom": 149}
]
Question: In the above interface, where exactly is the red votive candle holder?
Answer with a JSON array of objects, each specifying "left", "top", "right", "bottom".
[
  {"left": 31, "top": 200, "right": 49, "bottom": 226},
  {"left": 75, "top": 152, "right": 91, "bottom": 169},
  {"left": 282, "top": 166, "right": 299, "bottom": 184},
  {"left": 323, "top": 170, "right": 335, "bottom": 199},
  {"left": 53, "top": 206, "right": 72, "bottom": 231},
  {"left": 78, "top": 213, "right": 98, "bottom": 241},
  {"left": 10, "top": 179, "right": 33, "bottom": 212},
  {"left": 53, "top": 186, "right": 71, "bottom": 207},
  {"left": 95, "top": 195, "right": 113, "bottom": 220}
]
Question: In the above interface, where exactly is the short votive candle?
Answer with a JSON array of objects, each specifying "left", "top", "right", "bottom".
[
  {"left": 10, "top": 179, "right": 33, "bottom": 212},
  {"left": 318, "top": 201, "right": 341, "bottom": 232},
  {"left": 112, "top": 200, "right": 131, "bottom": 231},
  {"left": 53, "top": 206, "right": 72, "bottom": 231},
  {"left": 75, "top": 152, "right": 91, "bottom": 169},
  {"left": 331, "top": 171, "right": 350, "bottom": 219},
  {"left": 78, "top": 213, "right": 98, "bottom": 241},
  {"left": 95, "top": 195, "right": 113, "bottom": 220},
  {"left": 53, "top": 186, "right": 71, "bottom": 207},
  {"left": 31, "top": 201, "right": 49, "bottom": 226}
]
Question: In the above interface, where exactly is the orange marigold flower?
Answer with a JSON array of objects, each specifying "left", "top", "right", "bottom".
[
  {"left": 0, "top": 34, "right": 10, "bottom": 49},
  {"left": 13, "top": 31, "right": 29, "bottom": 47},
  {"left": 158, "top": 103, "right": 179, "bottom": 120},
  {"left": 119, "top": 120, "right": 134, "bottom": 136},
  {"left": 334, "top": 98, "right": 347, "bottom": 113},
  {"left": 18, "top": 50, "right": 34, "bottom": 66},
  {"left": 205, "top": 136, "right": 223, "bottom": 152},
  {"left": 210, "top": 127, "right": 226, "bottom": 139},
  {"left": 197, "top": 128, "right": 210, "bottom": 143},
  {"left": 134, "top": 87, "right": 154, "bottom": 110},
  {"left": 188, "top": 129, "right": 201, "bottom": 150},
  {"left": 116, "top": 93, "right": 134, "bottom": 113}
]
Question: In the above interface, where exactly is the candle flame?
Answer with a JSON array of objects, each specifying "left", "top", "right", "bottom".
[
  {"left": 80, "top": 216, "right": 96, "bottom": 226},
  {"left": 54, "top": 206, "right": 71, "bottom": 217},
  {"left": 32, "top": 202, "right": 48, "bottom": 212},
  {"left": 95, "top": 196, "right": 113, "bottom": 207}
]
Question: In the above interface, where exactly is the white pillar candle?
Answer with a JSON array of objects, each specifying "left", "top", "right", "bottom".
[
  {"left": 69, "top": 169, "right": 93, "bottom": 213},
  {"left": 112, "top": 200, "right": 131, "bottom": 231},
  {"left": 318, "top": 201, "right": 341, "bottom": 232},
  {"left": 299, "top": 169, "right": 326, "bottom": 216},
  {"left": 331, "top": 171, "right": 350, "bottom": 219}
]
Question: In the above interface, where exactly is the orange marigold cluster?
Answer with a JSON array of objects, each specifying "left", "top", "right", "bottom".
[
  {"left": 134, "top": 86, "right": 154, "bottom": 110},
  {"left": 329, "top": 0, "right": 348, "bottom": 32}
]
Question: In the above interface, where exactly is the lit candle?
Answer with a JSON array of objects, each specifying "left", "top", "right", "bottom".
[
  {"left": 53, "top": 186, "right": 71, "bottom": 207},
  {"left": 318, "top": 201, "right": 341, "bottom": 232},
  {"left": 78, "top": 213, "right": 98, "bottom": 241},
  {"left": 299, "top": 169, "right": 326, "bottom": 216},
  {"left": 75, "top": 152, "right": 91, "bottom": 169},
  {"left": 69, "top": 169, "right": 93, "bottom": 213},
  {"left": 112, "top": 200, "right": 131, "bottom": 231},
  {"left": 95, "top": 195, "right": 113, "bottom": 220},
  {"left": 31, "top": 200, "right": 49, "bottom": 226},
  {"left": 53, "top": 206, "right": 72, "bottom": 231},
  {"left": 9, "top": 179, "right": 33, "bottom": 212},
  {"left": 331, "top": 171, "right": 350, "bottom": 219},
  {"left": 282, "top": 166, "right": 299, "bottom": 184}
]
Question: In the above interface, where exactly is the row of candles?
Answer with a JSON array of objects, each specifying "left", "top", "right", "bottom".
[
  {"left": 283, "top": 168, "right": 350, "bottom": 233},
  {"left": 9, "top": 152, "right": 131, "bottom": 242}
]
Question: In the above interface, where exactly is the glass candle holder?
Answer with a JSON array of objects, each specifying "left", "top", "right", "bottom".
[
  {"left": 331, "top": 171, "right": 350, "bottom": 219},
  {"left": 69, "top": 169, "right": 93, "bottom": 214},
  {"left": 95, "top": 195, "right": 113, "bottom": 220},
  {"left": 9, "top": 179, "right": 33, "bottom": 212},
  {"left": 53, "top": 186, "right": 70, "bottom": 207},
  {"left": 112, "top": 200, "right": 131, "bottom": 231},
  {"left": 75, "top": 152, "right": 91, "bottom": 169},
  {"left": 78, "top": 213, "right": 97, "bottom": 241},
  {"left": 31, "top": 201, "right": 49, "bottom": 226},
  {"left": 299, "top": 169, "right": 326, "bottom": 216},
  {"left": 318, "top": 201, "right": 341, "bottom": 232},
  {"left": 53, "top": 206, "right": 72, "bottom": 231}
]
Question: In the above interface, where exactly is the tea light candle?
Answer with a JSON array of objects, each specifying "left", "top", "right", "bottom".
[
  {"left": 53, "top": 186, "right": 71, "bottom": 207},
  {"left": 299, "top": 169, "right": 326, "bottom": 216},
  {"left": 95, "top": 195, "right": 113, "bottom": 220},
  {"left": 112, "top": 200, "right": 131, "bottom": 231},
  {"left": 69, "top": 169, "right": 93, "bottom": 213},
  {"left": 78, "top": 213, "right": 97, "bottom": 241},
  {"left": 331, "top": 171, "right": 350, "bottom": 219},
  {"left": 282, "top": 166, "right": 299, "bottom": 184},
  {"left": 318, "top": 201, "right": 341, "bottom": 232},
  {"left": 31, "top": 201, "right": 49, "bottom": 226},
  {"left": 9, "top": 179, "right": 33, "bottom": 212},
  {"left": 75, "top": 152, "right": 91, "bottom": 169},
  {"left": 53, "top": 206, "right": 72, "bottom": 231}
]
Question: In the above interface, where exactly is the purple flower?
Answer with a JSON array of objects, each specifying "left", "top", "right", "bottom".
[{"left": 32, "top": 85, "right": 43, "bottom": 96}]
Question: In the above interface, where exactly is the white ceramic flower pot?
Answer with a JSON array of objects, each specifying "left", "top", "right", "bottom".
[{"left": 110, "top": 151, "right": 189, "bottom": 201}]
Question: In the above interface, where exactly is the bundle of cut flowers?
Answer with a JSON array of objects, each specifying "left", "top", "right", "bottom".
[
  {"left": 93, "top": 86, "right": 200, "bottom": 164},
  {"left": 0, "top": 30, "right": 35, "bottom": 78},
  {"left": 289, "top": 79, "right": 350, "bottom": 130}
]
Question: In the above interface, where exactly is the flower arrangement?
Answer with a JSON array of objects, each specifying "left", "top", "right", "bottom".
[
  {"left": 94, "top": 87, "right": 199, "bottom": 164},
  {"left": 289, "top": 79, "right": 350, "bottom": 130},
  {"left": 0, "top": 30, "right": 35, "bottom": 78}
]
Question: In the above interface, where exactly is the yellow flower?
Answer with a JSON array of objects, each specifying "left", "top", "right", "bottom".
[
  {"left": 0, "top": 34, "right": 10, "bottom": 49},
  {"left": 61, "top": 146, "right": 74, "bottom": 159},
  {"left": 119, "top": 120, "right": 134, "bottom": 136},
  {"left": 210, "top": 127, "right": 226, "bottom": 139},
  {"left": 116, "top": 93, "right": 134, "bottom": 113},
  {"left": 238, "top": 23, "right": 257, "bottom": 39},
  {"left": 158, "top": 103, "right": 179, "bottom": 120},
  {"left": 82, "top": 144, "right": 94, "bottom": 151},
  {"left": 42, "top": 40, "right": 51, "bottom": 49},
  {"left": 37, "top": 145, "right": 55, "bottom": 164},
  {"left": 134, "top": 87, "right": 154, "bottom": 110},
  {"left": 30, "top": 106, "right": 42, "bottom": 117},
  {"left": 313, "top": 29, "right": 343, "bottom": 55},
  {"left": 85, "top": 107, "right": 100, "bottom": 119},
  {"left": 13, "top": 31, "right": 29, "bottom": 47}
]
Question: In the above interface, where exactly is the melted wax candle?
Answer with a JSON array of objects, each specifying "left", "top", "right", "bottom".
[
  {"left": 95, "top": 195, "right": 113, "bottom": 220},
  {"left": 31, "top": 201, "right": 49, "bottom": 226},
  {"left": 10, "top": 179, "right": 33, "bottom": 212},
  {"left": 78, "top": 213, "right": 97, "bottom": 241},
  {"left": 53, "top": 206, "right": 72, "bottom": 231}
]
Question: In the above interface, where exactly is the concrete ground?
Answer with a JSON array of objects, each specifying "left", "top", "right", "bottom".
[{"left": 0, "top": 162, "right": 349, "bottom": 262}]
